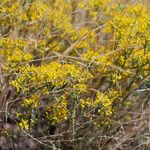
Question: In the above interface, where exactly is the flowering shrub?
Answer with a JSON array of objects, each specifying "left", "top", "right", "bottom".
[{"left": 0, "top": 0, "right": 149, "bottom": 149}]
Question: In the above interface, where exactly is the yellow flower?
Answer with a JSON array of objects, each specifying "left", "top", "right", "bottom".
[{"left": 19, "top": 119, "right": 29, "bottom": 130}]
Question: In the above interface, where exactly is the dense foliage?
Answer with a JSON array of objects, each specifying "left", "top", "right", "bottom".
[{"left": 0, "top": 0, "right": 149, "bottom": 149}]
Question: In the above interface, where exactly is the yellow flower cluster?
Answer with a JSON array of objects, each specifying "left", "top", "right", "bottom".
[
  {"left": 0, "top": 38, "right": 33, "bottom": 62},
  {"left": 94, "top": 92, "right": 113, "bottom": 116},
  {"left": 11, "top": 61, "right": 92, "bottom": 95},
  {"left": 22, "top": 94, "right": 40, "bottom": 108},
  {"left": 19, "top": 119, "right": 29, "bottom": 130},
  {"left": 80, "top": 98, "right": 91, "bottom": 109},
  {"left": 27, "top": 1, "right": 48, "bottom": 22},
  {"left": 45, "top": 95, "right": 68, "bottom": 123}
]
